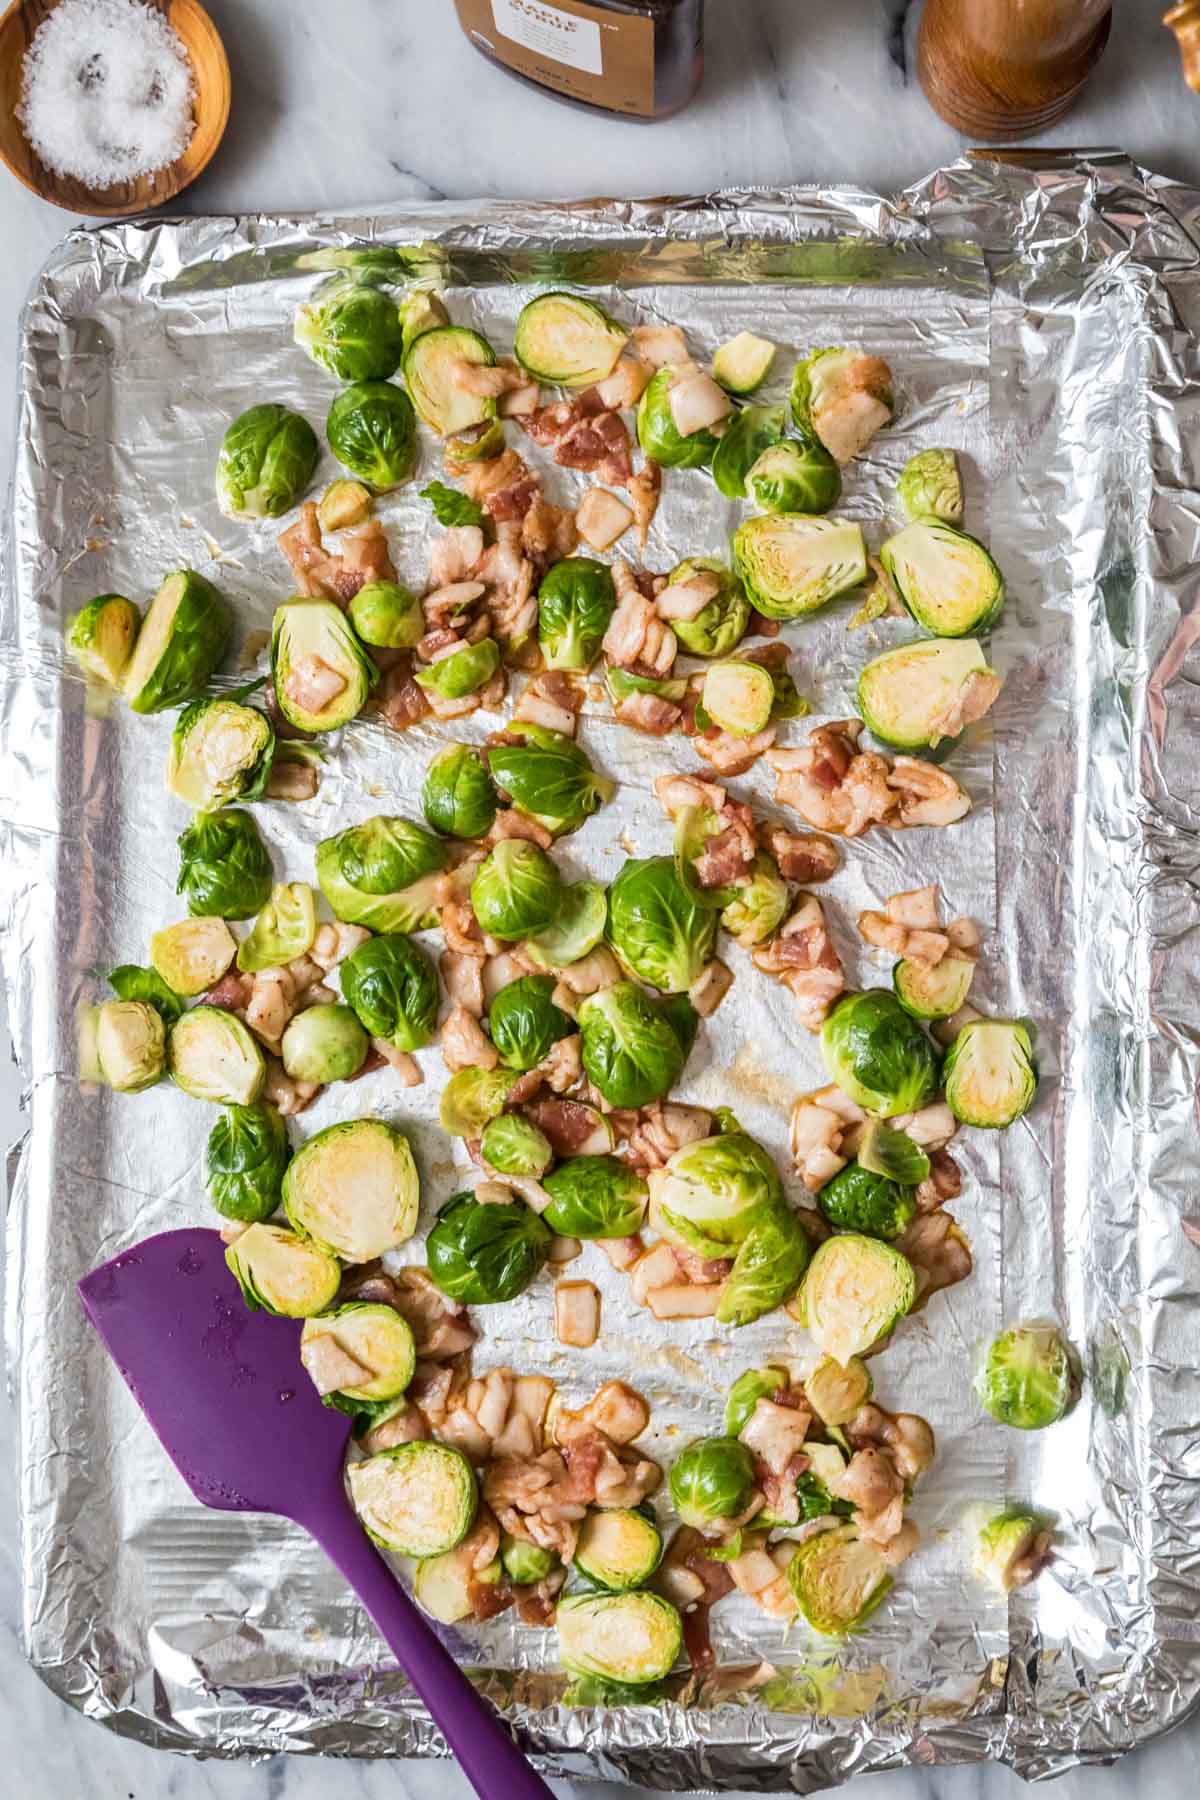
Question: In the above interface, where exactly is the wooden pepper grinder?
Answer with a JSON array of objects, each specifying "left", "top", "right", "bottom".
[
  {"left": 917, "top": 0, "right": 1113, "bottom": 139},
  {"left": 1165, "top": 3, "right": 1200, "bottom": 90}
]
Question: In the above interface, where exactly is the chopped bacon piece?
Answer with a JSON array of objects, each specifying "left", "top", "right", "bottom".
[
  {"left": 440, "top": 951, "right": 486, "bottom": 1018},
  {"left": 340, "top": 519, "right": 395, "bottom": 585},
  {"left": 626, "top": 1101, "right": 712, "bottom": 1172},
  {"left": 591, "top": 359, "right": 654, "bottom": 410},
  {"left": 485, "top": 809, "right": 554, "bottom": 850},
  {"left": 429, "top": 526, "right": 485, "bottom": 588},
  {"left": 451, "top": 359, "right": 530, "bottom": 399},
  {"left": 916, "top": 1149, "right": 963, "bottom": 1212},
  {"left": 442, "top": 1005, "right": 498, "bottom": 1074},
  {"left": 927, "top": 669, "right": 1003, "bottom": 744},
  {"left": 527, "top": 1096, "right": 611, "bottom": 1156},
  {"left": 763, "top": 826, "right": 840, "bottom": 883},
  {"left": 514, "top": 670, "right": 581, "bottom": 738},
  {"left": 278, "top": 503, "right": 347, "bottom": 601},
  {"left": 204, "top": 970, "right": 254, "bottom": 1012},
  {"left": 521, "top": 495, "right": 578, "bottom": 567},
  {"left": 695, "top": 725, "right": 776, "bottom": 777},
  {"left": 554, "top": 1280, "right": 601, "bottom": 1349},
  {"left": 576, "top": 486, "right": 634, "bottom": 551},
  {"left": 668, "top": 369, "right": 733, "bottom": 437},
  {"left": 553, "top": 409, "right": 633, "bottom": 485},
  {"left": 625, "top": 460, "right": 661, "bottom": 549},
  {"left": 422, "top": 580, "right": 487, "bottom": 630},
  {"left": 631, "top": 323, "right": 690, "bottom": 368},
  {"left": 753, "top": 895, "right": 845, "bottom": 1031},
  {"left": 657, "top": 572, "right": 722, "bottom": 622},
  {"left": 282, "top": 654, "right": 347, "bottom": 715},
  {"left": 897, "top": 1209, "right": 973, "bottom": 1302},
  {"left": 613, "top": 688, "right": 680, "bottom": 735},
  {"left": 603, "top": 564, "right": 677, "bottom": 676},
  {"left": 376, "top": 654, "right": 430, "bottom": 731},
  {"left": 748, "top": 609, "right": 781, "bottom": 638},
  {"left": 688, "top": 958, "right": 733, "bottom": 1017},
  {"left": 888, "top": 757, "right": 972, "bottom": 827}
]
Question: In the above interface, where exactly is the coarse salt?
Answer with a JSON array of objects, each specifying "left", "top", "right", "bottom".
[{"left": 18, "top": 0, "right": 197, "bottom": 191}]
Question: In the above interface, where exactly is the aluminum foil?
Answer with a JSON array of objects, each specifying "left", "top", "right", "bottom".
[{"left": 3, "top": 153, "right": 1200, "bottom": 1787}]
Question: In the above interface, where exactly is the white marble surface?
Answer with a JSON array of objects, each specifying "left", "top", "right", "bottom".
[{"left": 2, "top": 1, "right": 1199, "bottom": 1795}]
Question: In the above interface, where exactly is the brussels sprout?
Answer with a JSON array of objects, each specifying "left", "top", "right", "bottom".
[
  {"left": 348, "top": 580, "right": 423, "bottom": 650},
  {"left": 284, "top": 1119, "right": 419, "bottom": 1261},
  {"left": 280, "top": 1003, "right": 368, "bottom": 1083},
  {"left": 317, "top": 479, "right": 373, "bottom": 533},
  {"left": 480, "top": 1113, "right": 553, "bottom": 1178},
  {"left": 422, "top": 744, "right": 497, "bottom": 839},
  {"left": 717, "top": 1206, "right": 812, "bottom": 1326},
  {"left": 575, "top": 1508, "right": 663, "bottom": 1591},
  {"left": 514, "top": 292, "right": 627, "bottom": 386},
  {"left": 271, "top": 598, "right": 377, "bottom": 733},
  {"left": 711, "top": 403, "right": 787, "bottom": 500},
  {"left": 414, "top": 1546, "right": 502, "bottom": 1623},
  {"left": 557, "top": 1591, "right": 682, "bottom": 1686},
  {"left": 536, "top": 558, "right": 616, "bottom": 671},
  {"left": 89, "top": 999, "right": 166, "bottom": 1092},
  {"left": 578, "top": 983, "right": 691, "bottom": 1110},
  {"left": 971, "top": 1510, "right": 1047, "bottom": 1593},
  {"left": 471, "top": 840, "right": 563, "bottom": 941},
  {"left": 415, "top": 637, "right": 500, "bottom": 700},
  {"left": 669, "top": 1437, "right": 757, "bottom": 1532},
  {"left": 787, "top": 1525, "right": 892, "bottom": 1633},
  {"left": 790, "top": 348, "right": 894, "bottom": 463},
  {"left": 795, "top": 1234, "right": 916, "bottom": 1366},
  {"left": 857, "top": 638, "right": 996, "bottom": 752},
  {"left": 724, "top": 1367, "right": 787, "bottom": 1438},
  {"left": 294, "top": 278, "right": 405, "bottom": 382},
  {"left": 237, "top": 882, "right": 318, "bottom": 973},
  {"left": 204, "top": 1102, "right": 290, "bottom": 1223},
  {"left": 746, "top": 438, "right": 841, "bottom": 516},
  {"left": 123, "top": 569, "right": 231, "bottom": 714},
  {"left": 671, "top": 803, "right": 747, "bottom": 914},
  {"left": 67, "top": 593, "right": 139, "bottom": 685},
  {"left": 541, "top": 1155, "right": 647, "bottom": 1240},
  {"left": 169, "top": 1006, "right": 267, "bottom": 1105},
  {"left": 524, "top": 880, "right": 608, "bottom": 969},
  {"left": 664, "top": 556, "right": 750, "bottom": 658},
  {"left": 167, "top": 692, "right": 275, "bottom": 810},
  {"left": 733, "top": 514, "right": 867, "bottom": 621},
  {"left": 150, "top": 917, "right": 237, "bottom": 996},
  {"left": 636, "top": 367, "right": 720, "bottom": 469},
  {"left": 606, "top": 667, "right": 689, "bottom": 709},
  {"left": 215, "top": 404, "right": 319, "bottom": 520},
  {"left": 720, "top": 853, "right": 790, "bottom": 947},
  {"left": 805, "top": 1354, "right": 873, "bottom": 1426},
  {"left": 177, "top": 810, "right": 273, "bottom": 921},
  {"left": 606, "top": 856, "right": 717, "bottom": 995},
  {"left": 712, "top": 331, "right": 777, "bottom": 396},
  {"left": 426, "top": 1190, "right": 552, "bottom": 1304},
  {"left": 879, "top": 522, "right": 1004, "bottom": 638},
  {"left": 487, "top": 735, "right": 614, "bottom": 837},
  {"left": 347, "top": 1440, "right": 478, "bottom": 1557},
  {"left": 108, "top": 963, "right": 185, "bottom": 1024},
  {"left": 701, "top": 660, "right": 774, "bottom": 737},
  {"left": 445, "top": 417, "right": 507, "bottom": 470},
  {"left": 501, "top": 1535, "right": 558, "bottom": 1585},
  {"left": 893, "top": 954, "right": 975, "bottom": 1022},
  {"left": 317, "top": 815, "right": 448, "bottom": 933},
  {"left": 820, "top": 990, "right": 940, "bottom": 1119},
  {"left": 439, "top": 1066, "right": 521, "bottom": 1136},
  {"left": 225, "top": 1222, "right": 341, "bottom": 1318},
  {"left": 856, "top": 1120, "right": 930, "bottom": 1186},
  {"left": 943, "top": 1019, "right": 1038, "bottom": 1129},
  {"left": 489, "top": 973, "right": 574, "bottom": 1071},
  {"left": 403, "top": 325, "right": 497, "bottom": 437},
  {"left": 976, "top": 1324, "right": 1074, "bottom": 1430},
  {"left": 340, "top": 934, "right": 439, "bottom": 1053},
  {"left": 399, "top": 287, "right": 450, "bottom": 353},
  {"left": 897, "top": 447, "right": 964, "bottom": 525},
  {"left": 817, "top": 1162, "right": 918, "bottom": 1241},
  {"left": 300, "top": 1302, "right": 416, "bottom": 1415},
  {"left": 657, "top": 1132, "right": 783, "bottom": 1253}
]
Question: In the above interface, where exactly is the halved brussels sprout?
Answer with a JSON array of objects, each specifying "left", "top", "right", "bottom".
[
  {"left": 414, "top": 1546, "right": 502, "bottom": 1623},
  {"left": 347, "top": 1440, "right": 478, "bottom": 1557},
  {"left": 514, "top": 291, "right": 627, "bottom": 387},
  {"left": 746, "top": 439, "right": 841, "bottom": 515},
  {"left": 672, "top": 804, "right": 744, "bottom": 913},
  {"left": 720, "top": 853, "right": 790, "bottom": 947},
  {"left": 426, "top": 1189, "right": 551, "bottom": 1304},
  {"left": 557, "top": 1591, "right": 682, "bottom": 1686},
  {"left": 415, "top": 637, "right": 501, "bottom": 702},
  {"left": 108, "top": 964, "right": 185, "bottom": 1024},
  {"left": 537, "top": 558, "right": 616, "bottom": 671},
  {"left": 205, "top": 1101, "right": 290, "bottom": 1223},
  {"left": 817, "top": 1162, "right": 918, "bottom": 1242},
  {"left": 606, "top": 856, "right": 717, "bottom": 995},
  {"left": 820, "top": 990, "right": 940, "bottom": 1119},
  {"left": 524, "top": 880, "right": 608, "bottom": 969},
  {"left": 787, "top": 1525, "right": 892, "bottom": 1634},
  {"left": 422, "top": 744, "right": 498, "bottom": 839},
  {"left": 733, "top": 514, "right": 867, "bottom": 621},
  {"left": 67, "top": 593, "right": 139, "bottom": 685},
  {"left": 284, "top": 1118, "right": 419, "bottom": 1261},
  {"left": 541, "top": 1155, "right": 647, "bottom": 1240},
  {"left": 702, "top": 660, "right": 774, "bottom": 737},
  {"left": 439, "top": 1066, "right": 521, "bottom": 1136},
  {"left": 348, "top": 579, "right": 423, "bottom": 650},
  {"left": 91, "top": 999, "right": 166, "bottom": 1093},
  {"left": 790, "top": 348, "right": 894, "bottom": 464},
  {"left": 399, "top": 287, "right": 449, "bottom": 353},
  {"left": 487, "top": 734, "right": 614, "bottom": 837},
  {"left": 327, "top": 380, "right": 418, "bottom": 491},
  {"left": 177, "top": 810, "right": 273, "bottom": 921},
  {"left": 317, "top": 815, "right": 448, "bottom": 933},
  {"left": 804, "top": 1354, "right": 872, "bottom": 1427},
  {"left": 712, "top": 331, "right": 776, "bottom": 395},
  {"left": 879, "top": 522, "right": 1004, "bottom": 638},
  {"left": 501, "top": 1535, "right": 558, "bottom": 1585},
  {"left": 711, "top": 403, "right": 786, "bottom": 500},
  {"left": 795, "top": 1233, "right": 916, "bottom": 1365},
  {"left": 669, "top": 1436, "right": 757, "bottom": 1532},
  {"left": 225, "top": 1222, "right": 341, "bottom": 1318},
  {"left": 300, "top": 1302, "right": 416, "bottom": 1413},
  {"left": 281, "top": 1003, "right": 368, "bottom": 1084},
  {"left": 574, "top": 1508, "right": 663, "bottom": 1591},
  {"left": 971, "top": 1510, "right": 1047, "bottom": 1593},
  {"left": 445, "top": 417, "right": 507, "bottom": 469},
  {"left": 403, "top": 325, "right": 497, "bottom": 436},
  {"left": 294, "top": 278, "right": 405, "bottom": 382},
  {"left": 636, "top": 367, "right": 720, "bottom": 470},
  {"left": 471, "top": 840, "right": 564, "bottom": 941},
  {"left": 657, "top": 1131, "right": 783, "bottom": 1253},
  {"left": 480, "top": 1113, "right": 553, "bottom": 1178},
  {"left": 857, "top": 1119, "right": 930, "bottom": 1186},
  {"left": 271, "top": 599, "right": 377, "bottom": 733},
  {"left": 717, "top": 1205, "right": 812, "bottom": 1326},
  {"left": 664, "top": 556, "right": 750, "bottom": 659},
  {"left": 578, "top": 983, "right": 691, "bottom": 1110},
  {"left": 897, "top": 447, "right": 964, "bottom": 525},
  {"left": 237, "top": 882, "right": 317, "bottom": 973},
  {"left": 216, "top": 404, "right": 319, "bottom": 520},
  {"left": 169, "top": 1006, "right": 266, "bottom": 1105},
  {"left": 975, "top": 1323, "right": 1074, "bottom": 1430},
  {"left": 150, "top": 917, "right": 237, "bottom": 996},
  {"left": 167, "top": 692, "right": 275, "bottom": 810},
  {"left": 857, "top": 638, "right": 995, "bottom": 751},
  {"left": 489, "top": 973, "right": 574, "bottom": 1071},
  {"left": 893, "top": 954, "right": 975, "bottom": 1022},
  {"left": 724, "top": 1366, "right": 787, "bottom": 1437},
  {"left": 123, "top": 569, "right": 231, "bottom": 714},
  {"left": 943, "top": 1019, "right": 1037, "bottom": 1128},
  {"left": 340, "top": 934, "right": 439, "bottom": 1053},
  {"left": 317, "top": 479, "right": 373, "bottom": 533}
]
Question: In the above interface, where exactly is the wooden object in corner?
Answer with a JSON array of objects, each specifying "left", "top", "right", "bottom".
[
  {"left": 1165, "top": 3, "right": 1200, "bottom": 92},
  {"left": 917, "top": 0, "right": 1112, "bottom": 140}
]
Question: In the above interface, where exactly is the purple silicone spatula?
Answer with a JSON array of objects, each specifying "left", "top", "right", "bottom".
[{"left": 78, "top": 1227, "right": 555, "bottom": 1800}]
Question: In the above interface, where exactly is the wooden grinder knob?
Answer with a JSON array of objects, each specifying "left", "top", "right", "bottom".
[
  {"left": 1165, "top": 3, "right": 1200, "bottom": 91},
  {"left": 917, "top": 0, "right": 1113, "bottom": 140}
]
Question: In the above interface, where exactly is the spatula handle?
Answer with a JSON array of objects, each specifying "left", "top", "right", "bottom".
[{"left": 310, "top": 1502, "right": 556, "bottom": 1800}]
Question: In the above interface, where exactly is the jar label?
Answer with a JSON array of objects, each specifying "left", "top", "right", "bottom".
[
  {"left": 455, "top": 0, "right": 656, "bottom": 115},
  {"left": 491, "top": 0, "right": 603, "bottom": 73}
]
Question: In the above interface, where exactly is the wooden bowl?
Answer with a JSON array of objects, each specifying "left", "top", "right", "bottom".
[{"left": 0, "top": 0, "right": 230, "bottom": 217}]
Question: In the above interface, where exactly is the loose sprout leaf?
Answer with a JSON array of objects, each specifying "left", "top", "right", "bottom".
[
  {"left": 108, "top": 964, "right": 185, "bottom": 1025},
  {"left": 716, "top": 1204, "right": 812, "bottom": 1325},
  {"left": 419, "top": 480, "right": 487, "bottom": 530},
  {"left": 426, "top": 1190, "right": 552, "bottom": 1304},
  {"left": 237, "top": 882, "right": 317, "bottom": 973},
  {"left": 857, "top": 1120, "right": 930, "bottom": 1186}
]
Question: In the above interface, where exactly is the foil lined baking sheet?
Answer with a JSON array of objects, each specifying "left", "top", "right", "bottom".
[{"left": 3, "top": 154, "right": 1200, "bottom": 1787}]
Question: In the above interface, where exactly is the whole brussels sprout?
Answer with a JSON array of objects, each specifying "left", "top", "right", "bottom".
[
  {"left": 280, "top": 1003, "right": 369, "bottom": 1084},
  {"left": 732, "top": 514, "right": 867, "bottom": 621},
  {"left": 710, "top": 403, "right": 786, "bottom": 500},
  {"left": 422, "top": 744, "right": 497, "bottom": 839},
  {"left": 817, "top": 1162, "right": 918, "bottom": 1241},
  {"left": 167, "top": 691, "right": 275, "bottom": 811},
  {"left": 668, "top": 1436, "right": 757, "bottom": 1531},
  {"left": 541, "top": 1155, "right": 648, "bottom": 1239},
  {"left": 176, "top": 810, "right": 273, "bottom": 921},
  {"left": 294, "top": 278, "right": 406, "bottom": 382},
  {"left": 720, "top": 853, "right": 790, "bottom": 947},
  {"left": 340, "top": 934, "right": 439, "bottom": 1052},
  {"left": 67, "top": 593, "right": 139, "bottom": 686},
  {"left": 897, "top": 447, "right": 964, "bottom": 525},
  {"left": 975, "top": 1324, "right": 1074, "bottom": 1431},
  {"left": 717, "top": 1205, "right": 812, "bottom": 1326},
  {"left": 606, "top": 856, "right": 717, "bottom": 994},
  {"left": 724, "top": 1366, "right": 787, "bottom": 1437},
  {"left": 327, "top": 380, "right": 418, "bottom": 492},
  {"left": 122, "top": 569, "right": 231, "bottom": 715},
  {"left": 439, "top": 1066, "right": 521, "bottom": 1137},
  {"left": 238, "top": 882, "right": 318, "bottom": 973},
  {"left": 348, "top": 579, "right": 423, "bottom": 650},
  {"left": 787, "top": 1524, "right": 892, "bottom": 1635},
  {"left": 746, "top": 438, "right": 841, "bottom": 514},
  {"left": 317, "top": 815, "right": 448, "bottom": 933},
  {"left": 664, "top": 557, "right": 751, "bottom": 659},
  {"left": 486, "top": 735, "right": 614, "bottom": 837},
  {"left": 537, "top": 558, "right": 616, "bottom": 671},
  {"left": 636, "top": 367, "right": 720, "bottom": 469},
  {"left": 216, "top": 404, "right": 319, "bottom": 521},
  {"left": 943, "top": 1019, "right": 1038, "bottom": 1128},
  {"left": 577, "top": 983, "right": 691, "bottom": 1110},
  {"left": 426, "top": 1190, "right": 552, "bottom": 1304},
  {"left": 471, "top": 840, "right": 564, "bottom": 941},
  {"left": 488, "top": 974, "right": 574, "bottom": 1071},
  {"left": 501, "top": 1535, "right": 559, "bottom": 1585},
  {"left": 820, "top": 990, "right": 940, "bottom": 1119},
  {"left": 480, "top": 1114, "right": 553, "bottom": 1178},
  {"left": 88, "top": 999, "right": 166, "bottom": 1093},
  {"left": 414, "top": 637, "right": 501, "bottom": 701},
  {"left": 205, "top": 1102, "right": 290, "bottom": 1223},
  {"left": 656, "top": 1131, "right": 783, "bottom": 1254}
]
